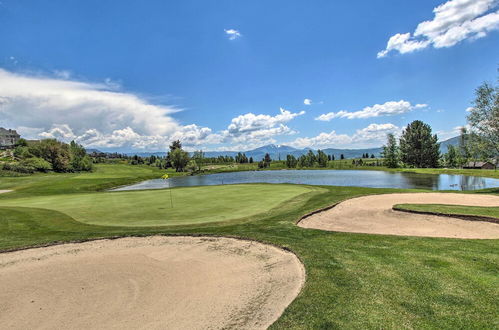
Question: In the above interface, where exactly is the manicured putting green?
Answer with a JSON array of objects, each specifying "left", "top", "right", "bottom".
[{"left": 0, "top": 184, "right": 313, "bottom": 227}]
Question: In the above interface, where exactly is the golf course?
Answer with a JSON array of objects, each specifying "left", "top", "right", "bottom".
[{"left": 0, "top": 163, "right": 498, "bottom": 329}]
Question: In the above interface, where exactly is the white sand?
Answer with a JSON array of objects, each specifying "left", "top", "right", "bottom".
[
  {"left": 0, "top": 236, "right": 305, "bottom": 329},
  {"left": 298, "top": 193, "right": 499, "bottom": 239},
  {"left": 0, "top": 190, "right": 12, "bottom": 194}
]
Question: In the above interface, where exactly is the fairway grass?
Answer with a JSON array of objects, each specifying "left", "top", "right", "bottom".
[{"left": 0, "top": 184, "right": 316, "bottom": 226}]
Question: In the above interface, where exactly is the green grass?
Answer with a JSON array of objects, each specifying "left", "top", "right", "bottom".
[
  {"left": 0, "top": 164, "right": 498, "bottom": 329},
  {"left": 0, "top": 163, "right": 179, "bottom": 199},
  {"left": 395, "top": 203, "right": 499, "bottom": 219},
  {"left": 0, "top": 184, "right": 315, "bottom": 226}
]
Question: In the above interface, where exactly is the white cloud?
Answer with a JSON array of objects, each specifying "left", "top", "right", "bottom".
[
  {"left": 53, "top": 70, "right": 71, "bottom": 79},
  {"left": 303, "top": 98, "right": 312, "bottom": 105},
  {"left": 466, "top": 106, "right": 474, "bottom": 112},
  {"left": 224, "top": 29, "right": 242, "bottom": 40},
  {"left": 315, "top": 100, "right": 426, "bottom": 121},
  {"left": 227, "top": 107, "right": 304, "bottom": 134},
  {"left": 289, "top": 123, "right": 401, "bottom": 149},
  {"left": 39, "top": 124, "right": 77, "bottom": 140},
  {"left": 0, "top": 69, "right": 308, "bottom": 150},
  {"left": 378, "top": 0, "right": 499, "bottom": 58},
  {"left": 436, "top": 124, "right": 470, "bottom": 141},
  {"left": 0, "top": 69, "right": 216, "bottom": 150},
  {"left": 221, "top": 107, "right": 304, "bottom": 145}
]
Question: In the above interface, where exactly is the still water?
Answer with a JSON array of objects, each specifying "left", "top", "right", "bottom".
[{"left": 111, "top": 170, "right": 499, "bottom": 191}]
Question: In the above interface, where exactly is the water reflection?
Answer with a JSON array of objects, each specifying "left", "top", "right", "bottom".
[{"left": 111, "top": 170, "right": 498, "bottom": 192}]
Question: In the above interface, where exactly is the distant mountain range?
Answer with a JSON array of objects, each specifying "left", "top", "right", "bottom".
[
  {"left": 438, "top": 136, "right": 460, "bottom": 153},
  {"left": 88, "top": 136, "right": 460, "bottom": 160}
]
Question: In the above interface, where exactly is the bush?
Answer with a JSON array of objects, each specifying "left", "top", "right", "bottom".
[
  {"left": 13, "top": 146, "right": 33, "bottom": 159},
  {"left": 1, "top": 162, "right": 35, "bottom": 174},
  {"left": 20, "top": 157, "right": 52, "bottom": 172}
]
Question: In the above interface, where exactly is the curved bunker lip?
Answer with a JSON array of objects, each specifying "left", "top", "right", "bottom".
[
  {"left": 298, "top": 192, "right": 499, "bottom": 239},
  {"left": 0, "top": 235, "right": 305, "bottom": 330},
  {"left": 0, "top": 190, "right": 13, "bottom": 194}
]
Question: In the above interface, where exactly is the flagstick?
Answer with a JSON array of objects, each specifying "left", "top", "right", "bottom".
[{"left": 168, "top": 180, "right": 173, "bottom": 208}]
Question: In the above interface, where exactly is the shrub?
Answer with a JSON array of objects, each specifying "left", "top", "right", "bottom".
[
  {"left": 20, "top": 157, "right": 52, "bottom": 172},
  {"left": 1, "top": 162, "right": 35, "bottom": 174}
]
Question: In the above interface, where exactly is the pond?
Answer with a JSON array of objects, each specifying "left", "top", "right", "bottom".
[{"left": 111, "top": 170, "right": 499, "bottom": 191}]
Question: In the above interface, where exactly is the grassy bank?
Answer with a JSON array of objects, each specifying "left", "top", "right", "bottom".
[
  {"left": 0, "top": 163, "right": 175, "bottom": 198},
  {"left": 0, "top": 165, "right": 498, "bottom": 329},
  {"left": 395, "top": 203, "right": 499, "bottom": 220}
]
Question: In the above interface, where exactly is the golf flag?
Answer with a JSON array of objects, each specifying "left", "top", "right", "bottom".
[{"left": 162, "top": 173, "right": 173, "bottom": 208}]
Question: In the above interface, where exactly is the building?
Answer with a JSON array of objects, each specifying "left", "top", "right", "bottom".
[
  {"left": 463, "top": 161, "right": 496, "bottom": 170},
  {"left": 0, "top": 127, "right": 21, "bottom": 149}
]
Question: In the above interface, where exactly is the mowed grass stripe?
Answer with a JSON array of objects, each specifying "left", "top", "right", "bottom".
[{"left": 0, "top": 184, "right": 315, "bottom": 227}]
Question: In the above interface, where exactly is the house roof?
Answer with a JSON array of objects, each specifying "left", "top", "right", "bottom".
[{"left": 0, "top": 127, "right": 20, "bottom": 136}]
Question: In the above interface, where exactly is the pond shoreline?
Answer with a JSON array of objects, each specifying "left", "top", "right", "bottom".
[{"left": 111, "top": 169, "right": 499, "bottom": 192}]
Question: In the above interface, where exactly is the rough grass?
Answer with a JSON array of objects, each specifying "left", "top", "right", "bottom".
[
  {"left": 0, "top": 164, "right": 498, "bottom": 329},
  {"left": 395, "top": 203, "right": 499, "bottom": 219}
]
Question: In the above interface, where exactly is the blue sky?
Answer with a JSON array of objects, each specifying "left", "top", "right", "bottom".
[{"left": 1, "top": 0, "right": 498, "bottom": 151}]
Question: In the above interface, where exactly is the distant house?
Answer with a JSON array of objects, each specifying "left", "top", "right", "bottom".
[
  {"left": 463, "top": 161, "right": 496, "bottom": 170},
  {"left": 0, "top": 127, "right": 20, "bottom": 149}
]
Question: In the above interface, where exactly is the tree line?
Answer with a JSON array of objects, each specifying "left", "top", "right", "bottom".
[{"left": 383, "top": 72, "right": 498, "bottom": 169}]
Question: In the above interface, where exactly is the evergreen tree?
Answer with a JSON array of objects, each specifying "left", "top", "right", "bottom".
[
  {"left": 306, "top": 150, "right": 316, "bottom": 166},
  {"left": 286, "top": 155, "right": 298, "bottom": 168},
  {"left": 444, "top": 145, "right": 458, "bottom": 168},
  {"left": 399, "top": 120, "right": 440, "bottom": 168},
  {"left": 317, "top": 149, "right": 328, "bottom": 167},
  {"left": 382, "top": 133, "right": 399, "bottom": 168},
  {"left": 264, "top": 153, "right": 272, "bottom": 164}
]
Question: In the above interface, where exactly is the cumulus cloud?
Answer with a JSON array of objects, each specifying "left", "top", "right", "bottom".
[
  {"left": 0, "top": 69, "right": 307, "bottom": 150},
  {"left": 224, "top": 29, "right": 242, "bottom": 40},
  {"left": 436, "top": 124, "right": 470, "bottom": 141},
  {"left": 220, "top": 107, "right": 304, "bottom": 145},
  {"left": 315, "top": 100, "right": 426, "bottom": 121},
  {"left": 303, "top": 98, "right": 312, "bottom": 105},
  {"left": 378, "top": 0, "right": 499, "bottom": 58},
  {"left": 227, "top": 107, "right": 304, "bottom": 134},
  {"left": 0, "top": 69, "right": 216, "bottom": 150},
  {"left": 290, "top": 123, "right": 401, "bottom": 149}
]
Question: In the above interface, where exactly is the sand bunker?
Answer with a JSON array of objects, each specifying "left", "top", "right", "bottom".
[
  {"left": 0, "top": 236, "right": 304, "bottom": 329},
  {"left": 0, "top": 190, "right": 12, "bottom": 194},
  {"left": 299, "top": 193, "right": 499, "bottom": 239}
]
